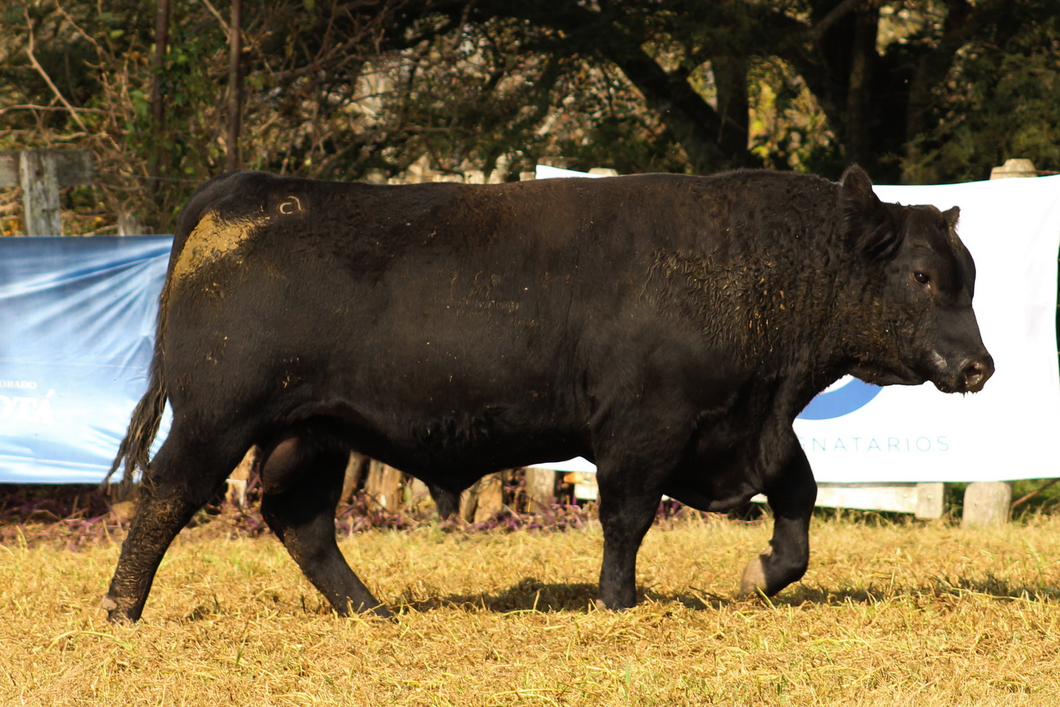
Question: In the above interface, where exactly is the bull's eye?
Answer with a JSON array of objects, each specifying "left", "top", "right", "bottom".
[{"left": 914, "top": 272, "right": 931, "bottom": 286}]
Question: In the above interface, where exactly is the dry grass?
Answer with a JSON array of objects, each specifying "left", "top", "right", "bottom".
[{"left": 2, "top": 513, "right": 1060, "bottom": 706}]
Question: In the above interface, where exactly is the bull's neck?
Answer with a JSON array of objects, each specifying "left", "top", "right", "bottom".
[{"left": 643, "top": 243, "right": 871, "bottom": 379}]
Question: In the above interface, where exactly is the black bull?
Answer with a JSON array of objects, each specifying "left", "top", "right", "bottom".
[{"left": 103, "top": 166, "right": 992, "bottom": 621}]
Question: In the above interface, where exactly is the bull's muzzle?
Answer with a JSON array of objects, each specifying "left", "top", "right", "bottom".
[{"left": 957, "top": 353, "right": 994, "bottom": 393}]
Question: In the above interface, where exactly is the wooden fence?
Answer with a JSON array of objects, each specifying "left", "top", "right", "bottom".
[{"left": 222, "top": 447, "right": 562, "bottom": 522}]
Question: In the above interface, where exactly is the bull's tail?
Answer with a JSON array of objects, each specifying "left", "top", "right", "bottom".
[
  {"left": 104, "top": 308, "right": 169, "bottom": 488},
  {"left": 103, "top": 171, "right": 251, "bottom": 489}
]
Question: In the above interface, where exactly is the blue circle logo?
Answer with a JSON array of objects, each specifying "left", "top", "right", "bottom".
[{"left": 798, "top": 377, "right": 882, "bottom": 420}]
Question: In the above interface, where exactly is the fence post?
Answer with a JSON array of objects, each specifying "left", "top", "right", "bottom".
[
  {"left": 962, "top": 482, "right": 1012, "bottom": 527},
  {"left": 0, "top": 149, "right": 94, "bottom": 236},
  {"left": 960, "top": 159, "right": 1040, "bottom": 527},
  {"left": 20, "top": 151, "right": 62, "bottom": 236},
  {"left": 524, "top": 468, "right": 557, "bottom": 512}
]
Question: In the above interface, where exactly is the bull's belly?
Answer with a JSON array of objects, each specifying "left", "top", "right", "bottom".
[
  {"left": 660, "top": 438, "right": 769, "bottom": 513},
  {"left": 662, "top": 479, "right": 761, "bottom": 513},
  {"left": 308, "top": 400, "right": 588, "bottom": 490}
]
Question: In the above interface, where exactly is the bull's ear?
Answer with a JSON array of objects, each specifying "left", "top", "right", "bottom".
[
  {"left": 840, "top": 164, "right": 902, "bottom": 260},
  {"left": 942, "top": 206, "right": 960, "bottom": 229}
]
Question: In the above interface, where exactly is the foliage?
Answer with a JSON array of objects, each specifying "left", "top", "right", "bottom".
[
  {"left": 905, "top": 14, "right": 1060, "bottom": 183},
  {"left": 747, "top": 57, "right": 841, "bottom": 175},
  {"left": 5, "top": 474, "right": 1060, "bottom": 555},
  {"left": 0, "top": 0, "right": 225, "bottom": 232},
  {"left": 2, "top": 0, "right": 1058, "bottom": 234}
]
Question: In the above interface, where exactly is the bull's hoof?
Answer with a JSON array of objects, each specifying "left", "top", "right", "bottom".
[
  {"left": 739, "top": 554, "right": 769, "bottom": 598},
  {"left": 594, "top": 595, "right": 635, "bottom": 611},
  {"left": 343, "top": 598, "right": 394, "bottom": 620},
  {"left": 367, "top": 603, "right": 394, "bottom": 620},
  {"left": 101, "top": 594, "right": 137, "bottom": 624}
]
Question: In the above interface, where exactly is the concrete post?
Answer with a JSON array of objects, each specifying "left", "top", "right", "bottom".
[
  {"left": 915, "top": 482, "right": 945, "bottom": 519},
  {"left": 962, "top": 481, "right": 1012, "bottom": 527},
  {"left": 989, "top": 158, "right": 1038, "bottom": 179},
  {"left": 960, "top": 159, "right": 1038, "bottom": 527}
]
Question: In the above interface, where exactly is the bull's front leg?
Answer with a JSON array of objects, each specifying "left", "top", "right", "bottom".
[{"left": 740, "top": 438, "right": 817, "bottom": 598}]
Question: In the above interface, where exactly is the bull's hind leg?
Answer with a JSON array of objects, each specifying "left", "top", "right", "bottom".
[
  {"left": 103, "top": 429, "right": 248, "bottom": 622},
  {"left": 259, "top": 435, "right": 391, "bottom": 618}
]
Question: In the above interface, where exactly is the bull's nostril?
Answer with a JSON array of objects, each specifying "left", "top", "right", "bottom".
[{"left": 961, "top": 358, "right": 993, "bottom": 391}]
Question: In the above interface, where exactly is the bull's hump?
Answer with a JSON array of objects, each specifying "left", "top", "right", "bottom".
[{"left": 172, "top": 209, "right": 270, "bottom": 284}]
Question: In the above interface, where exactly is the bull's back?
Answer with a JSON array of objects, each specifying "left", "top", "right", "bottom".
[{"left": 165, "top": 171, "right": 700, "bottom": 361}]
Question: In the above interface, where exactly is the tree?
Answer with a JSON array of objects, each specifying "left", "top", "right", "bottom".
[
  {"left": 2, "top": 0, "right": 1058, "bottom": 235},
  {"left": 430, "top": 0, "right": 1060, "bottom": 182},
  {"left": 903, "top": 7, "right": 1060, "bottom": 182}
]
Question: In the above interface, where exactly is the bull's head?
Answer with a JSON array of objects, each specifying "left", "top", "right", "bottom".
[{"left": 840, "top": 165, "right": 994, "bottom": 394}]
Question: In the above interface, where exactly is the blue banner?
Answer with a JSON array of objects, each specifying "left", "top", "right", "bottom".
[{"left": 0, "top": 236, "right": 172, "bottom": 483}]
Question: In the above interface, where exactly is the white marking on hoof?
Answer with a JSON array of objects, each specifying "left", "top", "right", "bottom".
[
  {"left": 740, "top": 555, "right": 768, "bottom": 597},
  {"left": 740, "top": 545, "right": 774, "bottom": 597}
]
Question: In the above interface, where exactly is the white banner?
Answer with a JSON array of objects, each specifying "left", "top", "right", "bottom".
[
  {"left": 533, "top": 174, "right": 1060, "bottom": 483},
  {"left": 802, "top": 176, "right": 1060, "bottom": 482}
]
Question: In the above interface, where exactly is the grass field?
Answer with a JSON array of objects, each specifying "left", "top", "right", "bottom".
[{"left": 2, "top": 510, "right": 1059, "bottom": 706}]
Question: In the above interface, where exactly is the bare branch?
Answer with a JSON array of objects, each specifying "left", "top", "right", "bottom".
[
  {"left": 0, "top": 104, "right": 106, "bottom": 117},
  {"left": 23, "top": 9, "right": 90, "bottom": 133},
  {"left": 199, "top": 0, "right": 230, "bottom": 36},
  {"left": 52, "top": 0, "right": 106, "bottom": 56}
]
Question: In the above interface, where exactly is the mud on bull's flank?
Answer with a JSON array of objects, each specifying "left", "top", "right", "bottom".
[{"left": 171, "top": 211, "right": 270, "bottom": 287}]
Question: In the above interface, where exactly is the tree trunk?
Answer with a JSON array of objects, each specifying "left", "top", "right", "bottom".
[
  {"left": 225, "top": 446, "right": 259, "bottom": 509},
  {"left": 901, "top": 0, "right": 979, "bottom": 182},
  {"left": 524, "top": 467, "right": 556, "bottom": 512},
  {"left": 460, "top": 471, "right": 507, "bottom": 523},
  {"left": 340, "top": 452, "right": 369, "bottom": 505},
  {"left": 607, "top": 54, "right": 730, "bottom": 172},
  {"left": 407, "top": 478, "right": 434, "bottom": 511},
  {"left": 711, "top": 54, "right": 751, "bottom": 164},
  {"left": 364, "top": 460, "right": 404, "bottom": 511},
  {"left": 149, "top": 0, "right": 169, "bottom": 200},
  {"left": 226, "top": 0, "right": 243, "bottom": 171},
  {"left": 843, "top": 9, "right": 878, "bottom": 167}
]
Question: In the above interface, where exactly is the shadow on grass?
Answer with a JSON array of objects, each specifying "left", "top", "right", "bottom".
[
  {"left": 397, "top": 573, "right": 1060, "bottom": 616},
  {"left": 399, "top": 577, "right": 738, "bottom": 614},
  {"left": 776, "top": 575, "right": 1060, "bottom": 607},
  {"left": 401, "top": 578, "right": 599, "bottom": 613}
]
